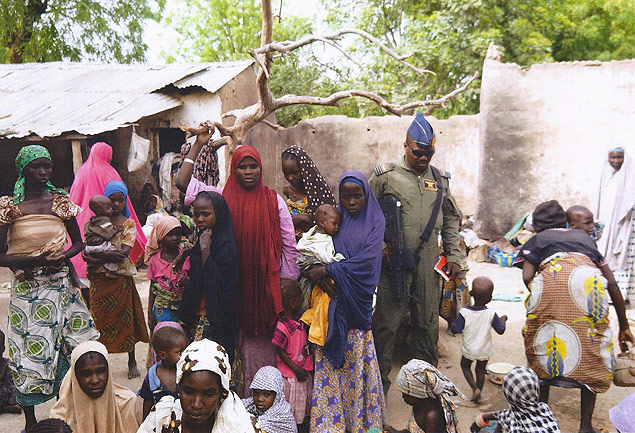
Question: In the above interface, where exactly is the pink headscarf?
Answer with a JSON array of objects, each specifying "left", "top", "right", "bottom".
[
  {"left": 144, "top": 215, "right": 182, "bottom": 264},
  {"left": 69, "top": 142, "right": 147, "bottom": 277}
]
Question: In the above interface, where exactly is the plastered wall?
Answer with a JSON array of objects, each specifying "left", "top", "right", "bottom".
[{"left": 476, "top": 57, "right": 635, "bottom": 238}]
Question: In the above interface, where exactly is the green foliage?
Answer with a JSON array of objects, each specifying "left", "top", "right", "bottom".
[
  {"left": 0, "top": 0, "right": 164, "bottom": 63},
  {"left": 165, "top": 0, "right": 634, "bottom": 124},
  {"left": 324, "top": 0, "right": 635, "bottom": 117}
]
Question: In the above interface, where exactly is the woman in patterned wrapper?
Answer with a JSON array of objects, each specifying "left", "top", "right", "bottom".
[
  {"left": 0, "top": 145, "right": 99, "bottom": 431},
  {"left": 305, "top": 170, "right": 386, "bottom": 433},
  {"left": 515, "top": 200, "right": 634, "bottom": 433},
  {"left": 83, "top": 181, "right": 150, "bottom": 380}
]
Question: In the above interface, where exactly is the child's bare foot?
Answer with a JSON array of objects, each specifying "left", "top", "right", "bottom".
[
  {"left": 471, "top": 388, "right": 482, "bottom": 403},
  {"left": 128, "top": 361, "right": 141, "bottom": 379},
  {"left": 105, "top": 270, "right": 118, "bottom": 279}
]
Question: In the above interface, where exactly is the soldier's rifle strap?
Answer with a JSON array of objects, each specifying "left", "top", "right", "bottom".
[{"left": 414, "top": 166, "right": 443, "bottom": 257}]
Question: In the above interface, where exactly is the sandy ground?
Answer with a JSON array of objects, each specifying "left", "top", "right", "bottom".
[{"left": 0, "top": 262, "right": 633, "bottom": 432}]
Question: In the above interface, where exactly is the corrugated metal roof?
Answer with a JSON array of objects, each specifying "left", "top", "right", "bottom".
[{"left": 0, "top": 60, "right": 254, "bottom": 138}]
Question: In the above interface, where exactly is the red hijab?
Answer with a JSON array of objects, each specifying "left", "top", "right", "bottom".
[
  {"left": 223, "top": 146, "right": 282, "bottom": 336},
  {"left": 69, "top": 142, "right": 147, "bottom": 277}
]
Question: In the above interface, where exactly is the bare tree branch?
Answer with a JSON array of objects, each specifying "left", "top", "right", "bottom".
[
  {"left": 254, "top": 28, "right": 436, "bottom": 77},
  {"left": 183, "top": 0, "right": 478, "bottom": 152}
]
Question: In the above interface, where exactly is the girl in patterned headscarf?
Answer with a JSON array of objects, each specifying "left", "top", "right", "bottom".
[
  {"left": 0, "top": 145, "right": 99, "bottom": 431},
  {"left": 281, "top": 145, "right": 336, "bottom": 221},
  {"left": 471, "top": 367, "right": 559, "bottom": 433},
  {"left": 387, "top": 359, "right": 464, "bottom": 433},
  {"left": 243, "top": 366, "right": 297, "bottom": 433}
]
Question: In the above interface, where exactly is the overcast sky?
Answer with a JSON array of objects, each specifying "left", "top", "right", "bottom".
[{"left": 144, "top": 0, "right": 321, "bottom": 64}]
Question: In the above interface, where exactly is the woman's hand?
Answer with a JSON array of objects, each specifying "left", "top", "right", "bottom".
[
  {"left": 318, "top": 278, "right": 337, "bottom": 298},
  {"left": 100, "top": 249, "right": 128, "bottom": 263},
  {"left": 177, "top": 275, "right": 189, "bottom": 289},
  {"left": 35, "top": 251, "right": 64, "bottom": 269},
  {"left": 199, "top": 230, "right": 213, "bottom": 251},
  {"left": 306, "top": 265, "right": 328, "bottom": 285},
  {"left": 619, "top": 328, "right": 635, "bottom": 352}
]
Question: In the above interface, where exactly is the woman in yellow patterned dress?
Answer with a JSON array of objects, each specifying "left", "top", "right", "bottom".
[
  {"left": 84, "top": 181, "right": 149, "bottom": 380},
  {"left": 0, "top": 145, "right": 99, "bottom": 431},
  {"left": 515, "top": 200, "right": 634, "bottom": 433}
]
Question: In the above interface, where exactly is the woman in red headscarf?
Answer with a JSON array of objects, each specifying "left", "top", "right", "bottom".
[
  {"left": 69, "top": 142, "right": 146, "bottom": 280},
  {"left": 176, "top": 133, "right": 299, "bottom": 395}
]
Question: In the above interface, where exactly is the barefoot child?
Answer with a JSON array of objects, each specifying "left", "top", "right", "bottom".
[
  {"left": 297, "top": 204, "right": 345, "bottom": 341},
  {"left": 144, "top": 215, "right": 190, "bottom": 331},
  {"left": 84, "top": 195, "right": 136, "bottom": 278},
  {"left": 0, "top": 330, "right": 19, "bottom": 414},
  {"left": 243, "top": 366, "right": 297, "bottom": 433},
  {"left": 451, "top": 276, "right": 507, "bottom": 403},
  {"left": 139, "top": 326, "right": 189, "bottom": 420},
  {"left": 272, "top": 279, "right": 313, "bottom": 429}
]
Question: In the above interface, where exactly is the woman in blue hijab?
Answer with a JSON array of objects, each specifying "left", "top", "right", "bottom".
[{"left": 306, "top": 170, "right": 385, "bottom": 433}]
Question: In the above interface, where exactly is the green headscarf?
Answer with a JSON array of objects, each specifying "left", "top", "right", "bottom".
[{"left": 13, "top": 145, "right": 67, "bottom": 204}]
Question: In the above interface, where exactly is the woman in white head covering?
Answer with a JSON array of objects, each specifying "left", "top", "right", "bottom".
[
  {"left": 243, "top": 366, "right": 297, "bottom": 433},
  {"left": 138, "top": 339, "right": 259, "bottom": 433},
  {"left": 592, "top": 146, "right": 635, "bottom": 299},
  {"left": 50, "top": 341, "right": 141, "bottom": 433}
]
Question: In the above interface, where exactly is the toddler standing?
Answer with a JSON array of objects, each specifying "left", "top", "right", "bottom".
[
  {"left": 83, "top": 195, "right": 136, "bottom": 278},
  {"left": 297, "top": 204, "right": 345, "bottom": 343},
  {"left": 451, "top": 276, "right": 507, "bottom": 403},
  {"left": 272, "top": 280, "right": 313, "bottom": 429},
  {"left": 138, "top": 326, "right": 189, "bottom": 420}
]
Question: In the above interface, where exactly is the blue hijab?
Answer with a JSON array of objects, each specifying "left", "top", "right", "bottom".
[
  {"left": 104, "top": 180, "right": 130, "bottom": 217},
  {"left": 324, "top": 170, "right": 385, "bottom": 368}
]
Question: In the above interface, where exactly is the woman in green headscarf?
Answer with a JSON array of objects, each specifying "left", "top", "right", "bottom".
[{"left": 0, "top": 145, "right": 99, "bottom": 431}]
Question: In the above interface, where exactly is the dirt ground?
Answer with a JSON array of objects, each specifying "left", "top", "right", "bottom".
[{"left": 0, "top": 262, "right": 633, "bottom": 432}]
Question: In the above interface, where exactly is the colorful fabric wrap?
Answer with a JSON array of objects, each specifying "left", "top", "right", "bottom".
[
  {"left": 13, "top": 145, "right": 67, "bottom": 204},
  {"left": 394, "top": 359, "right": 464, "bottom": 433}
]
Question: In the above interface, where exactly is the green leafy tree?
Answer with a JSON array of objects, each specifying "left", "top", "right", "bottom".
[{"left": 0, "top": 0, "right": 164, "bottom": 63}]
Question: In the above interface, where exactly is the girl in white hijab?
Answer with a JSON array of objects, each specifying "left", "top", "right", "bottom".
[
  {"left": 243, "top": 366, "right": 297, "bottom": 433},
  {"left": 138, "top": 339, "right": 259, "bottom": 433},
  {"left": 50, "top": 341, "right": 141, "bottom": 433}
]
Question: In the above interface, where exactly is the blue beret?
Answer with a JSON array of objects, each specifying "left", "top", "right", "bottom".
[{"left": 407, "top": 112, "right": 435, "bottom": 148}]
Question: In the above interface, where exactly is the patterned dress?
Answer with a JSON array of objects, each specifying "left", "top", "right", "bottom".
[
  {"left": 310, "top": 330, "right": 385, "bottom": 433},
  {"left": 88, "top": 219, "right": 149, "bottom": 353},
  {"left": 0, "top": 194, "right": 99, "bottom": 406},
  {"left": 523, "top": 252, "right": 615, "bottom": 393}
]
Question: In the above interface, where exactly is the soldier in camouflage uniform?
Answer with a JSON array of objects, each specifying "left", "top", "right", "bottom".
[{"left": 370, "top": 113, "right": 462, "bottom": 393}]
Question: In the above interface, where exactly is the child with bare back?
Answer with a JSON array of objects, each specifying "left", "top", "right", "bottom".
[
  {"left": 83, "top": 195, "right": 135, "bottom": 278},
  {"left": 297, "top": 204, "right": 345, "bottom": 346},
  {"left": 451, "top": 276, "right": 507, "bottom": 403}
]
